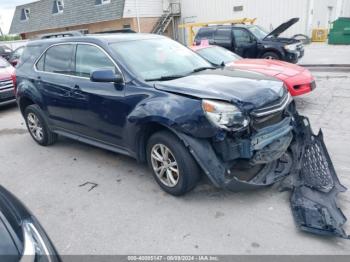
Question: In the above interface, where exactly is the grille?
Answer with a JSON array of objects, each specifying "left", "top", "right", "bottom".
[
  {"left": 250, "top": 91, "right": 292, "bottom": 130},
  {"left": 0, "top": 78, "right": 14, "bottom": 91},
  {"left": 301, "top": 138, "right": 334, "bottom": 193},
  {"left": 251, "top": 92, "right": 291, "bottom": 117}
]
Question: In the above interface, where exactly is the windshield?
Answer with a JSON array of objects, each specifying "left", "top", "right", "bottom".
[
  {"left": 110, "top": 38, "right": 211, "bottom": 81},
  {"left": 248, "top": 25, "right": 269, "bottom": 39},
  {"left": 196, "top": 46, "right": 242, "bottom": 65},
  {"left": 0, "top": 57, "right": 10, "bottom": 68}
]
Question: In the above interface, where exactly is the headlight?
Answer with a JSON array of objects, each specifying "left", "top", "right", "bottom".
[
  {"left": 202, "top": 99, "right": 249, "bottom": 131},
  {"left": 284, "top": 44, "right": 297, "bottom": 52}
]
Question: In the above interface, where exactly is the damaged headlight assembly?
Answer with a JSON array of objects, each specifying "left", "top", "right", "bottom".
[{"left": 202, "top": 100, "right": 249, "bottom": 131}]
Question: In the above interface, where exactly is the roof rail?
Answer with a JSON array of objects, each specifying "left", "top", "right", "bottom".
[{"left": 39, "top": 31, "right": 85, "bottom": 39}]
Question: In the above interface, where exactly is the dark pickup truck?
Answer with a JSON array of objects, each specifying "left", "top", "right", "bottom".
[{"left": 194, "top": 18, "right": 304, "bottom": 63}]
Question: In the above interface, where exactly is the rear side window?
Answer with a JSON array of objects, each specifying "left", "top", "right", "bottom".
[
  {"left": 214, "top": 28, "right": 232, "bottom": 41},
  {"left": 75, "top": 44, "right": 115, "bottom": 78},
  {"left": 43, "top": 44, "right": 74, "bottom": 74},
  {"left": 196, "top": 28, "right": 215, "bottom": 40}
]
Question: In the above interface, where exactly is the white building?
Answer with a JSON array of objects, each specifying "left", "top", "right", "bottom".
[{"left": 179, "top": 0, "right": 350, "bottom": 43}]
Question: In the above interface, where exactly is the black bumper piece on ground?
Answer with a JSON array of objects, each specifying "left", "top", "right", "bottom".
[{"left": 282, "top": 116, "right": 349, "bottom": 239}]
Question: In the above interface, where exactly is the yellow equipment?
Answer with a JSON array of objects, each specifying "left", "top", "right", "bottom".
[
  {"left": 311, "top": 29, "right": 328, "bottom": 42},
  {"left": 179, "top": 18, "right": 257, "bottom": 46}
]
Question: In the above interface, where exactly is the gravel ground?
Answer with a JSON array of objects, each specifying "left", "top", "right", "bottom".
[{"left": 0, "top": 71, "right": 350, "bottom": 255}]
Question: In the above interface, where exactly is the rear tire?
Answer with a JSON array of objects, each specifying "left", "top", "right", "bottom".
[
  {"left": 261, "top": 52, "right": 280, "bottom": 60},
  {"left": 24, "top": 104, "right": 57, "bottom": 146},
  {"left": 147, "top": 131, "right": 201, "bottom": 196}
]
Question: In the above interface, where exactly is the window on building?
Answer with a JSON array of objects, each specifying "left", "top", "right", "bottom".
[
  {"left": 20, "top": 8, "right": 30, "bottom": 21},
  {"left": 43, "top": 44, "right": 75, "bottom": 74},
  {"left": 53, "top": 0, "right": 64, "bottom": 14},
  {"left": 75, "top": 44, "right": 115, "bottom": 78},
  {"left": 233, "top": 6, "right": 243, "bottom": 12},
  {"left": 95, "top": 0, "right": 111, "bottom": 6}
]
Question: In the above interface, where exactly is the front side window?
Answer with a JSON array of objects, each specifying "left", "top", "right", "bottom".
[
  {"left": 248, "top": 25, "right": 268, "bottom": 39},
  {"left": 43, "top": 44, "right": 74, "bottom": 74},
  {"left": 196, "top": 46, "right": 241, "bottom": 66},
  {"left": 110, "top": 37, "right": 211, "bottom": 81},
  {"left": 75, "top": 44, "right": 115, "bottom": 78},
  {"left": 233, "top": 29, "right": 254, "bottom": 45}
]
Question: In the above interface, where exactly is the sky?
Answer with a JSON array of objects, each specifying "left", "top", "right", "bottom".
[{"left": 0, "top": 0, "right": 34, "bottom": 34}]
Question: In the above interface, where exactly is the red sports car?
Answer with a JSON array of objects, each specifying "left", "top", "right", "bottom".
[
  {"left": 0, "top": 57, "right": 16, "bottom": 106},
  {"left": 191, "top": 44, "right": 315, "bottom": 96}
]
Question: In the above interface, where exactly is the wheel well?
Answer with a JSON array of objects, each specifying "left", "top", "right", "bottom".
[
  {"left": 137, "top": 122, "right": 174, "bottom": 163},
  {"left": 19, "top": 97, "right": 35, "bottom": 115}
]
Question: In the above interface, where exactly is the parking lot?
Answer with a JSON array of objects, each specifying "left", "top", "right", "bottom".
[{"left": 0, "top": 70, "right": 349, "bottom": 255}]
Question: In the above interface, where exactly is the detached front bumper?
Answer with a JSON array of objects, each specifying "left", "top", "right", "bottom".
[{"left": 177, "top": 113, "right": 349, "bottom": 239}]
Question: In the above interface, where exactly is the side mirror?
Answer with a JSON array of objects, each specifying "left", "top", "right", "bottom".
[{"left": 90, "top": 69, "right": 123, "bottom": 83}]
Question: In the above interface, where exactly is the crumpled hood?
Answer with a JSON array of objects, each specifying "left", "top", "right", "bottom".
[
  {"left": 230, "top": 59, "right": 306, "bottom": 77},
  {"left": 154, "top": 68, "right": 285, "bottom": 109}
]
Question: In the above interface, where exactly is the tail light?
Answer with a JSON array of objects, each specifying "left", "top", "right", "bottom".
[{"left": 11, "top": 74, "right": 17, "bottom": 96}]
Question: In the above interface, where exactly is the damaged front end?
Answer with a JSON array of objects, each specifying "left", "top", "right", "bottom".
[{"left": 177, "top": 92, "right": 349, "bottom": 239}]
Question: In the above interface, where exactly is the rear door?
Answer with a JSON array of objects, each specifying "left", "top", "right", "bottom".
[
  {"left": 35, "top": 44, "right": 76, "bottom": 130},
  {"left": 232, "top": 28, "right": 258, "bottom": 58},
  {"left": 213, "top": 27, "right": 233, "bottom": 51}
]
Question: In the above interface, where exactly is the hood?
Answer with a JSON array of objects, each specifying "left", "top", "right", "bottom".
[
  {"left": 154, "top": 68, "right": 285, "bottom": 110},
  {"left": 264, "top": 18, "right": 299, "bottom": 39},
  {"left": 230, "top": 59, "right": 305, "bottom": 77}
]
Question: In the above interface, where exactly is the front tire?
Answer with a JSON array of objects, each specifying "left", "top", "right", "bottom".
[
  {"left": 261, "top": 51, "right": 280, "bottom": 60},
  {"left": 147, "top": 131, "right": 201, "bottom": 196},
  {"left": 24, "top": 104, "right": 57, "bottom": 146}
]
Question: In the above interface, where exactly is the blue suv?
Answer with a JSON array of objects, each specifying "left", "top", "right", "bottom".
[
  {"left": 13, "top": 34, "right": 336, "bottom": 197},
  {"left": 15, "top": 33, "right": 350, "bottom": 238}
]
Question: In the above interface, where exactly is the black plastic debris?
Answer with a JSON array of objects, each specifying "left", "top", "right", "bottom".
[{"left": 284, "top": 116, "right": 349, "bottom": 239}]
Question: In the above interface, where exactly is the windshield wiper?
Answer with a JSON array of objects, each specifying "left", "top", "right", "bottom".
[
  {"left": 145, "top": 75, "right": 186, "bottom": 82},
  {"left": 192, "top": 66, "right": 216, "bottom": 73}
]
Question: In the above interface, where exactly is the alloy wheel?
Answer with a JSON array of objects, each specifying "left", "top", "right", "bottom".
[
  {"left": 27, "top": 113, "right": 44, "bottom": 141},
  {"left": 150, "top": 144, "right": 180, "bottom": 187}
]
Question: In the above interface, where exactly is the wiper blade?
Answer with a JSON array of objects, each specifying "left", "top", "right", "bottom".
[
  {"left": 192, "top": 66, "right": 216, "bottom": 73},
  {"left": 145, "top": 75, "right": 186, "bottom": 81}
]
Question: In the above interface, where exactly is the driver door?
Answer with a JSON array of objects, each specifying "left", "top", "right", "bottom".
[
  {"left": 232, "top": 28, "right": 258, "bottom": 58},
  {"left": 69, "top": 43, "right": 128, "bottom": 147}
]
